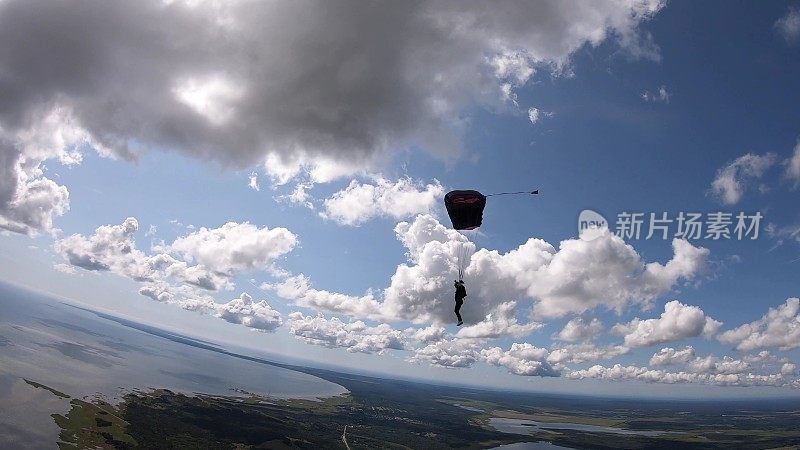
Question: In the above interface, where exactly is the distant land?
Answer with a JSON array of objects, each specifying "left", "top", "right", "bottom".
[{"left": 4, "top": 282, "right": 800, "bottom": 449}]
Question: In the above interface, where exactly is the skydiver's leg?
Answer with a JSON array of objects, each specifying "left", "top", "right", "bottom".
[{"left": 455, "top": 300, "right": 463, "bottom": 323}]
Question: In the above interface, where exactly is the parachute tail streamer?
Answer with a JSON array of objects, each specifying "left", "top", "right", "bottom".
[{"left": 485, "top": 189, "right": 539, "bottom": 197}]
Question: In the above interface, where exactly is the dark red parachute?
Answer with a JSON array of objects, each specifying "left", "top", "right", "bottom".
[{"left": 444, "top": 190, "right": 487, "bottom": 230}]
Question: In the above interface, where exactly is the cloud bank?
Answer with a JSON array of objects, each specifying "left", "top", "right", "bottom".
[{"left": 268, "top": 215, "right": 708, "bottom": 340}]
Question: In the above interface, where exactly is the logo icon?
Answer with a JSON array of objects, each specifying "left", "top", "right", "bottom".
[{"left": 578, "top": 209, "right": 608, "bottom": 241}]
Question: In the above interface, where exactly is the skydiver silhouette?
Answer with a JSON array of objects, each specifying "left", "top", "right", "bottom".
[{"left": 454, "top": 280, "right": 466, "bottom": 326}]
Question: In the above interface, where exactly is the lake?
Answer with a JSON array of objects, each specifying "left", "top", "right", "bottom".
[
  {"left": 0, "top": 282, "right": 346, "bottom": 448},
  {"left": 490, "top": 417, "right": 669, "bottom": 437}
]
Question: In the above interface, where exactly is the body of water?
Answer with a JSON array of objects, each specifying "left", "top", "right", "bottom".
[
  {"left": 490, "top": 442, "right": 574, "bottom": 450},
  {"left": 490, "top": 417, "right": 668, "bottom": 437},
  {"left": 0, "top": 282, "right": 347, "bottom": 448}
]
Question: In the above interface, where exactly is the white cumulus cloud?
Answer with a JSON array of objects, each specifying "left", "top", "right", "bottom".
[
  {"left": 718, "top": 298, "right": 800, "bottom": 351},
  {"left": 54, "top": 218, "right": 299, "bottom": 334},
  {"left": 568, "top": 363, "right": 793, "bottom": 388},
  {"left": 409, "top": 338, "right": 481, "bottom": 369},
  {"left": 265, "top": 274, "right": 383, "bottom": 320},
  {"left": 612, "top": 300, "right": 722, "bottom": 348},
  {"left": 546, "top": 344, "right": 630, "bottom": 365},
  {"left": 55, "top": 217, "right": 153, "bottom": 280},
  {"left": 686, "top": 355, "right": 751, "bottom": 375},
  {"left": 287, "top": 312, "right": 406, "bottom": 354},
  {"left": 481, "top": 343, "right": 560, "bottom": 377},
  {"left": 321, "top": 177, "right": 444, "bottom": 226},
  {"left": 169, "top": 222, "right": 297, "bottom": 276},
  {"left": 406, "top": 325, "right": 449, "bottom": 344},
  {"left": 527, "top": 236, "right": 709, "bottom": 319},
  {"left": 556, "top": 317, "right": 604, "bottom": 342},
  {"left": 456, "top": 301, "right": 541, "bottom": 339},
  {"left": 216, "top": 292, "right": 283, "bottom": 332},
  {"left": 0, "top": 107, "right": 107, "bottom": 234},
  {"left": 649, "top": 346, "right": 696, "bottom": 366}
]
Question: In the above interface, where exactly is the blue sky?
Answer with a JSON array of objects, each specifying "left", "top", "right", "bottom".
[{"left": 1, "top": 0, "right": 800, "bottom": 398}]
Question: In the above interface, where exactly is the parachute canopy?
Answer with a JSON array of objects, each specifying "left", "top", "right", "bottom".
[{"left": 444, "top": 190, "right": 486, "bottom": 230}]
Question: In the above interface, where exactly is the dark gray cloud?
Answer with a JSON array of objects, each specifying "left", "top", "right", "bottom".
[{"left": 0, "top": 0, "right": 663, "bottom": 232}]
